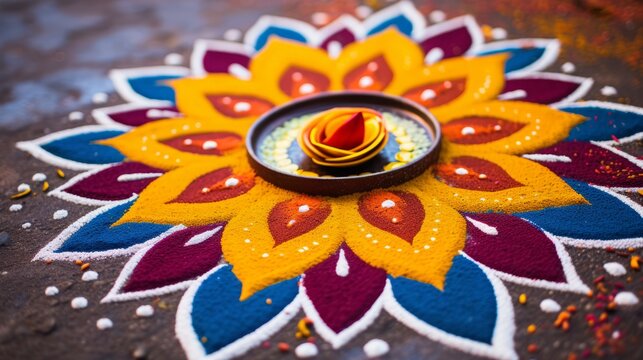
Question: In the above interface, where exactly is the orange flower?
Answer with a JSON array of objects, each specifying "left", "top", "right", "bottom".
[{"left": 297, "top": 107, "right": 388, "bottom": 167}]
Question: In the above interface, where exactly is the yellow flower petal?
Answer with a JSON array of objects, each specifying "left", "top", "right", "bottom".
[
  {"left": 390, "top": 54, "right": 507, "bottom": 117},
  {"left": 423, "top": 152, "right": 587, "bottom": 213},
  {"left": 114, "top": 158, "right": 279, "bottom": 226},
  {"left": 336, "top": 29, "right": 425, "bottom": 92},
  {"left": 223, "top": 195, "right": 343, "bottom": 299},
  {"left": 172, "top": 74, "right": 288, "bottom": 126},
  {"left": 341, "top": 189, "right": 465, "bottom": 290},
  {"left": 439, "top": 101, "right": 585, "bottom": 155},
  {"left": 250, "top": 37, "right": 341, "bottom": 97},
  {"left": 101, "top": 118, "right": 245, "bottom": 170}
]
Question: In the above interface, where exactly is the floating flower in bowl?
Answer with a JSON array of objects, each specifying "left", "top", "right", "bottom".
[{"left": 298, "top": 107, "right": 388, "bottom": 167}]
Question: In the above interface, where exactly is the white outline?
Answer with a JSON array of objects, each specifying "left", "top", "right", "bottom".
[
  {"left": 244, "top": 15, "right": 317, "bottom": 52},
  {"left": 314, "top": 14, "right": 365, "bottom": 46},
  {"left": 190, "top": 39, "right": 253, "bottom": 76},
  {"left": 475, "top": 38, "right": 560, "bottom": 76},
  {"left": 92, "top": 103, "right": 182, "bottom": 130},
  {"left": 362, "top": 1, "right": 426, "bottom": 40},
  {"left": 501, "top": 72, "right": 593, "bottom": 106},
  {"left": 48, "top": 164, "right": 162, "bottom": 206},
  {"left": 101, "top": 226, "right": 223, "bottom": 303},
  {"left": 552, "top": 185, "right": 643, "bottom": 249},
  {"left": 176, "top": 265, "right": 301, "bottom": 360},
  {"left": 110, "top": 66, "right": 190, "bottom": 104},
  {"left": 416, "top": 15, "right": 484, "bottom": 56},
  {"left": 385, "top": 257, "right": 517, "bottom": 360},
  {"left": 299, "top": 275, "right": 387, "bottom": 349},
  {"left": 32, "top": 197, "right": 184, "bottom": 261},
  {"left": 15, "top": 125, "right": 125, "bottom": 171}
]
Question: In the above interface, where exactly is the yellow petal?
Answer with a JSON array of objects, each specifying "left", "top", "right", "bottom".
[
  {"left": 439, "top": 101, "right": 585, "bottom": 155},
  {"left": 100, "top": 118, "right": 245, "bottom": 170},
  {"left": 340, "top": 189, "right": 465, "bottom": 290},
  {"left": 337, "top": 29, "right": 425, "bottom": 92},
  {"left": 115, "top": 158, "right": 282, "bottom": 226},
  {"left": 423, "top": 152, "right": 587, "bottom": 213},
  {"left": 250, "top": 37, "right": 341, "bottom": 95},
  {"left": 172, "top": 74, "right": 288, "bottom": 126},
  {"left": 389, "top": 54, "right": 507, "bottom": 117},
  {"left": 223, "top": 196, "right": 344, "bottom": 299}
]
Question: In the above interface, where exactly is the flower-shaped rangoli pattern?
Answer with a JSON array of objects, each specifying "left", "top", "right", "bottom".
[{"left": 15, "top": 3, "right": 643, "bottom": 360}]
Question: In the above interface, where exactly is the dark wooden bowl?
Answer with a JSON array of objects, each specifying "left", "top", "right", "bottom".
[{"left": 246, "top": 91, "right": 441, "bottom": 196}]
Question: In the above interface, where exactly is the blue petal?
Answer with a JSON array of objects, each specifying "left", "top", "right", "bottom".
[
  {"left": 518, "top": 179, "right": 643, "bottom": 240},
  {"left": 56, "top": 200, "right": 172, "bottom": 253},
  {"left": 253, "top": 27, "right": 307, "bottom": 52},
  {"left": 367, "top": 15, "right": 414, "bottom": 37},
  {"left": 390, "top": 256, "right": 496, "bottom": 344},
  {"left": 191, "top": 266, "right": 299, "bottom": 354},
  {"left": 561, "top": 103, "right": 643, "bottom": 141},
  {"left": 128, "top": 74, "right": 181, "bottom": 103},
  {"left": 478, "top": 47, "right": 545, "bottom": 73},
  {"left": 41, "top": 130, "right": 125, "bottom": 164}
]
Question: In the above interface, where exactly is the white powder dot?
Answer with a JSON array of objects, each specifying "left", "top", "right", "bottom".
[
  {"left": 364, "top": 338, "right": 390, "bottom": 358},
  {"left": 600, "top": 86, "right": 617, "bottom": 96},
  {"left": 614, "top": 292, "right": 639, "bottom": 306},
  {"left": 22, "top": 222, "right": 32, "bottom": 229},
  {"left": 9, "top": 204, "right": 22, "bottom": 212},
  {"left": 561, "top": 62, "right": 576, "bottom": 73},
  {"left": 381, "top": 200, "right": 396, "bottom": 208},
  {"left": 429, "top": 10, "right": 446, "bottom": 23},
  {"left": 491, "top": 27, "right": 507, "bottom": 40},
  {"left": 420, "top": 88, "right": 437, "bottom": 101},
  {"left": 358, "top": 75, "right": 374, "bottom": 88},
  {"left": 311, "top": 12, "right": 329, "bottom": 26},
  {"left": 539, "top": 298, "right": 561, "bottom": 313},
  {"left": 355, "top": 5, "right": 372, "bottom": 19},
  {"left": 71, "top": 297, "right": 88, "bottom": 309},
  {"left": 233, "top": 101, "right": 251, "bottom": 113},
  {"left": 53, "top": 210, "right": 68, "bottom": 220},
  {"left": 17, "top": 183, "right": 30, "bottom": 192},
  {"left": 461, "top": 126, "right": 476, "bottom": 136},
  {"left": 298, "top": 205, "right": 310, "bottom": 213},
  {"left": 82, "top": 271, "right": 99, "bottom": 282},
  {"left": 299, "top": 83, "right": 315, "bottom": 95},
  {"left": 425, "top": 47, "right": 444, "bottom": 64},
  {"left": 68, "top": 111, "right": 84, "bottom": 121},
  {"left": 454, "top": 167, "right": 469, "bottom": 175},
  {"left": 294, "top": 342, "right": 318, "bottom": 358},
  {"left": 603, "top": 262, "right": 626, "bottom": 277},
  {"left": 223, "top": 28, "right": 242, "bottom": 42},
  {"left": 92, "top": 92, "right": 109, "bottom": 104},
  {"left": 136, "top": 305, "right": 154, "bottom": 317},
  {"left": 202, "top": 140, "right": 218, "bottom": 150},
  {"left": 32, "top": 173, "right": 47, "bottom": 182},
  {"left": 45, "top": 286, "right": 59, "bottom": 296},
  {"left": 164, "top": 53, "right": 184, "bottom": 65},
  {"left": 96, "top": 318, "right": 113, "bottom": 330},
  {"left": 225, "top": 177, "right": 240, "bottom": 187}
]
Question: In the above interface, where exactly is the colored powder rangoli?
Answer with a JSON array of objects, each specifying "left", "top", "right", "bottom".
[{"left": 6, "top": 2, "right": 643, "bottom": 360}]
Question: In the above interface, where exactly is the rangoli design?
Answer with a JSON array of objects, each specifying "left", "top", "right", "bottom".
[{"left": 14, "top": 2, "right": 643, "bottom": 359}]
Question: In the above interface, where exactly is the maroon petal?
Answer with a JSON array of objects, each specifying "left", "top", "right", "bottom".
[
  {"left": 418, "top": 16, "right": 481, "bottom": 60},
  {"left": 121, "top": 224, "right": 224, "bottom": 293},
  {"left": 303, "top": 245, "right": 386, "bottom": 334},
  {"left": 319, "top": 27, "right": 357, "bottom": 51},
  {"left": 193, "top": 40, "right": 251, "bottom": 74},
  {"left": 463, "top": 213, "right": 565, "bottom": 283},
  {"left": 170, "top": 167, "right": 255, "bottom": 204},
  {"left": 435, "top": 156, "right": 524, "bottom": 192},
  {"left": 93, "top": 105, "right": 181, "bottom": 127},
  {"left": 526, "top": 141, "right": 643, "bottom": 188},
  {"left": 499, "top": 74, "right": 592, "bottom": 104},
  {"left": 57, "top": 162, "right": 164, "bottom": 202}
]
